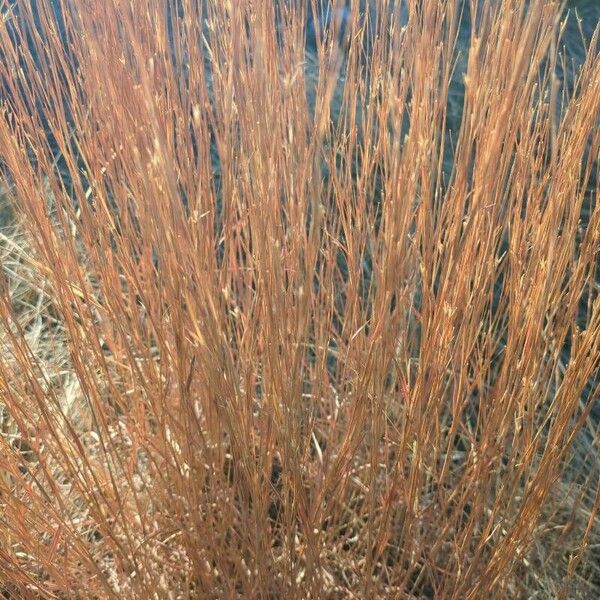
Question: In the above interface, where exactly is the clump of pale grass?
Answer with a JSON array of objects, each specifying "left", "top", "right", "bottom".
[{"left": 0, "top": 0, "right": 599, "bottom": 597}]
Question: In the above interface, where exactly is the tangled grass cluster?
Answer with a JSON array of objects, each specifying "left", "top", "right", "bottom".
[{"left": 0, "top": 0, "right": 599, "bottom": 597}]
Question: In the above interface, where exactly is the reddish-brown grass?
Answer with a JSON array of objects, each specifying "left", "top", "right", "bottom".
[{"left": 0, "top": 0, "right": 598, "bottom": 597}]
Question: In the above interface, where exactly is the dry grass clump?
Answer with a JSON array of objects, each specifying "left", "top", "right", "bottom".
[{"left": 0, "top": 0, "right": 599, "bottom": 597}]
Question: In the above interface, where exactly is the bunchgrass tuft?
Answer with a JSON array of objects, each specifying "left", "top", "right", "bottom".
[{"left": 0, "top": 0, "right": 598, "bottom": 597}]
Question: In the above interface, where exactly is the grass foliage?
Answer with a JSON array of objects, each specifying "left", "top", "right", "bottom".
[{"left": 0, "top": 0, "right": 599, "bottom": 597}]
